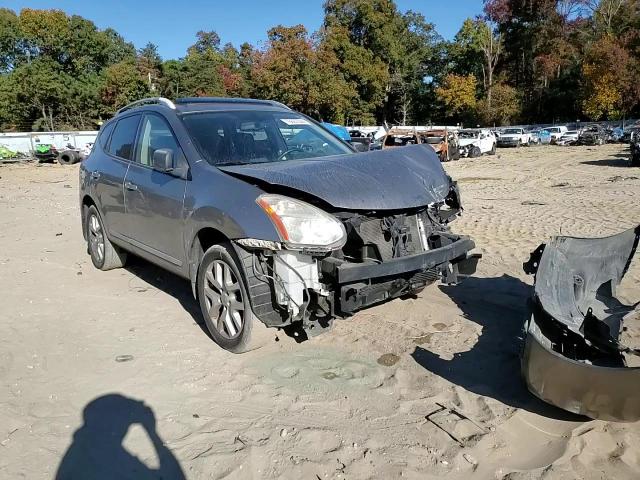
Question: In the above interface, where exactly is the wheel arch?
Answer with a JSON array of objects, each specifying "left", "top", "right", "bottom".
[
  {"left": 188, "top": 227, "right": 231, "bottom": 297},
  {"left": 81, "top": 194, "right": 98, "bottom": 240}
]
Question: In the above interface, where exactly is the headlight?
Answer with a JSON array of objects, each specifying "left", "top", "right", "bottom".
[{"left": 256, "top": 194, "right": 346, "bottom": 250}]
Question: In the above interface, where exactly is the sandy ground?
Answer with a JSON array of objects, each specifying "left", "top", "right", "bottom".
[{"left": 0, "top": 144, "right": 639, "bottom": 479}]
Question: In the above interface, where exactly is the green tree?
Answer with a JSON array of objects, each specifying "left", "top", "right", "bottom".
[
  {"left": 101, "top": 59, "right": 150, "bottom": 113},
  {"left": 0, "top": 8, "right": 22, "bottom": 72}
]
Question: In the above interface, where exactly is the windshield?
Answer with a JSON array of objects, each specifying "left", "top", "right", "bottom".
[
  {"left": 182, "top": 110, "right": 353, "bottom": 166},
  {"left": 459, "top": 131, "right": 478, "bottom": 139},
  {"left": 503, "top": 129, "right": 521, "bottom": 134}
]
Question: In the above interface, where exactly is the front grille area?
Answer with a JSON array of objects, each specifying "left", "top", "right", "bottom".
[{"left": 344, "top": 214, "right": 424, "bottom": 262}]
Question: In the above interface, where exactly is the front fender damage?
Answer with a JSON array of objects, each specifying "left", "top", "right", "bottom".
[{"left": 523, "top": 225, "right": 640, "bottom": 421}]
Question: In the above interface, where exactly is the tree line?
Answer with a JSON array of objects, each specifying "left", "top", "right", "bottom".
[{"left": 0, "top": 0, "right": 638, "bottom": 132}]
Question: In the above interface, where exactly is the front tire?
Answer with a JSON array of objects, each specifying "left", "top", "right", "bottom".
[
  {"left": 470, "top": 146, "right": 481, "bottom": 158},
  {"left": 197, "top": 244, "right": 270, "bottom": 353},
  {"left": 489, "top": 143, "right": 496, "bottom": 155},
  {"left": 86, "top": 205, "right": 127, "bottom": 270}
]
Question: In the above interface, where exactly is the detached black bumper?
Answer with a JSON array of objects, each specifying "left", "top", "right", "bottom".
[
  {"left": 328, "top": 234, "right": 479, "bottom": 314},
  {"left": 336, "top": 236, "right": 476, "bottom": 283},
  {"left": 522, "top": 225, "right": 640, "bottom": 422}
]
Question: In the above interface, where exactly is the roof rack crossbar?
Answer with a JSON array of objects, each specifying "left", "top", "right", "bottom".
[
  {"left": 174, "top": 97, "right": 290, "bottom": 110},
  {"left": 117, "top": 97, "right": 176, "bottom": 115}
]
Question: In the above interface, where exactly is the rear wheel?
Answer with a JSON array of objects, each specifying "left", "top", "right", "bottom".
[
  {"left": 86, "top": 205, "right": 127, "bottom": 270},
  {"left": 197, "top": 244, "right": 270, "bottom": 353}
]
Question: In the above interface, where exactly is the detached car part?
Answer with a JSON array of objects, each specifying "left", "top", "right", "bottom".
[{"left": 523, "top": 226, "right": 640, "bottom": 421}]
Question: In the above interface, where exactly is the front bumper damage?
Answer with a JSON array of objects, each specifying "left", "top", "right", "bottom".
[
  {"left": 523, "top": 226, "right": 640, "bottom": 421},
  {"left": 235, "top": 185, "right": 479, "bottom": 338}
]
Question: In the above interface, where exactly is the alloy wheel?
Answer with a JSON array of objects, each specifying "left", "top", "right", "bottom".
[
  {"left": 203, "top": 260, "right": 244, "bottom": 339},
  {"left": 88, "top": 214, "right": 105, "bottom": 264}
]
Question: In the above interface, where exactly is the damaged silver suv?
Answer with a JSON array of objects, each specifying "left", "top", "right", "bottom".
[{"left": 80, "top": 97, "right": 479, "bottom": 352}]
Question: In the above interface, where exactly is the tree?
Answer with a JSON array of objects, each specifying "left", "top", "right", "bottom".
[
  {"left": 581, "top": 35, "right": 637, "bottom": 119},
  {"left": 436, "top": 73, "right": 477, "bottom": 123},
  {"left": 251, "top": 25, "right": 354, "bottom": 120},
  {"left": 479, "top": 81, "right": 520, "bottom": 125},
  {"left": 0, "top": 8, "right": 22, "bottom": 72},
  {"left": 101, "top": 59, "right": 149, "bottom": 113}
]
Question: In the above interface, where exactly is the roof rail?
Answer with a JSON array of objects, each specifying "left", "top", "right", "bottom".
[
  {"left": 175, "top": 97, "right": 290, "bottom": 110},
  {"left": 117, "top": 97, "right": 176, "bottom": 115}
]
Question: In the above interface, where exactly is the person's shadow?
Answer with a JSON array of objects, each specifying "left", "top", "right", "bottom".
[
  {"left": 411, "top": 275, "right": 583, "bottom": 420},
  {"left": 56, "top": 394, "right": 185, "bottom": 480}
]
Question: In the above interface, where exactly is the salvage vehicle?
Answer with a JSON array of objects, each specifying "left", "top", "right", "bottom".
[
  {"left": 577, "top": 124, "right": 607, "bottom": 145},
  {"left": 523, "top": 226, "right": 640, "bottom": 421},
  {"left": 423, "top": 128, "right": 460, "bottom": 162},
  {"left": 497, "top": 127, "right": 531, "bottom": 147},
  {"left": 382, "top": 127, "right": 460, "bottom": 162},
  {"left": 458, "top": 128, "right": 496, "bottom": 157},
  {"left": 631, "top": 132, "right": 640, "bottom": 167},
  {"left": 527, "top": 129, "right": 541, "bottom": 145},
  {"left": 543, "top": 126, "right": 568, "bottom": 144},
  {"left": 556, "top": 130, "right": 579, "bottom": 146},
  {"left": 80, "top": 97, "right": 479, "bottom": 353}
]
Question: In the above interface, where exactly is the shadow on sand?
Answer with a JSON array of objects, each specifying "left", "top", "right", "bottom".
[
  {"left": 411, "top": 275, "right": 584, "bottom": 421},
  {"left": 581, "top": 155, "right": 631, "bottom": 168},
  {"left": 56, "top": 394, "right": 185, "bottom": 480},
  {"left": 124, "top": 255, "right": 211, "bottom": 338}
]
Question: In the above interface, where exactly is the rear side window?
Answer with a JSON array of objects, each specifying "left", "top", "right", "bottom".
[
  {"left": 108, "top": 115, "right": 140, "bottom": 160},
  {"left": 98, "top": 122, "right": 115, "bottom": 149}
]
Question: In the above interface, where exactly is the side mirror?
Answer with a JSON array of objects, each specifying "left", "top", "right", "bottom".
[{"left": 152, "top": 148, "right": 173, "bottom": 172}]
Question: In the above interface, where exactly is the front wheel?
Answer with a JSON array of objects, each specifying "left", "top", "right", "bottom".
[
  {"left": 470, "top": 146, "right": 481, "bottom": 158},
  {"left": 197, "top": 244, "right": 270, "bottom": 353},
  {"left": 489, "top": 143, "right": 496, "bottom": 155}
]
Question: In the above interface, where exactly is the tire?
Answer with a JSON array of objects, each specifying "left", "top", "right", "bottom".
[
  {"left": 58, "top": 150, "right": 78, "bottom": 165},
  {"left": 470, "top": 146, "right": 481, "bottom": 158},
  {"left": 86, "top": 205, "right": 127, "bottom": 270},
  {"left": 516, "top": 140, "right": 521, "bottom": 148},
  {"left": 489, "top": 143, "right": 496, "bottom": 155},
  {"left": 197, "top": 243, "right": 270, "bottom": 353}
]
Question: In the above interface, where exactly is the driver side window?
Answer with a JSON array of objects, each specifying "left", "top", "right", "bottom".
[{"left": 136, "top": 114, "right": 181, "bottom": 167}]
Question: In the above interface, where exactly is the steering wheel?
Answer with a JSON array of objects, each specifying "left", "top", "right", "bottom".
[{"left": 277, "top": 147, "right": 306, "bottom": 161}]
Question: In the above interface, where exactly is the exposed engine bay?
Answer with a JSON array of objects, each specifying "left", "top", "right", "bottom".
[{"left": 235, "top": 183, "right": 479, "bottom": 338}]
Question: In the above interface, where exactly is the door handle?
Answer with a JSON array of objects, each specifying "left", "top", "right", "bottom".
[
  {"left": 124, "top": 181, "right": 138, "bottom": 191},
  {"left": 91, "top": 171, "right": 101, "bottom": 180}
]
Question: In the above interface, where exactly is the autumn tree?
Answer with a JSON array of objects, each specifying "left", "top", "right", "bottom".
[
  {"left": 582, "top": 35, "right": 637, "bottom": 119},
  {"left": 436, "top": 74, "right": 478, "bottom": 123}
]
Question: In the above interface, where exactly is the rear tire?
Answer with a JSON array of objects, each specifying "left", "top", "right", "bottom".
[
  {"left": 197, "top": 243, "right": 271, "bottom": 353},
  {"left": 86, "top": 205, "right": 127, "bottom": 270}
]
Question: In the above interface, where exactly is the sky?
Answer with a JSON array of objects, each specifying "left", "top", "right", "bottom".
[{"left": 4, "top": 0, "right": 483, "bottom": 60}]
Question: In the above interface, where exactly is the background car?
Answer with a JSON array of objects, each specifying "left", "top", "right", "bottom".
[
  {"left": 556, "top": 130, "right": 579, "bottom": 145},
  {"left": 458, "top": 128, "right": 496, "bottom": 157}
]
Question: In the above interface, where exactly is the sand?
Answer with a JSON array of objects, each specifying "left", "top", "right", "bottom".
[{"left": 0, "top": 143, "right": 638, "bottom": 479}]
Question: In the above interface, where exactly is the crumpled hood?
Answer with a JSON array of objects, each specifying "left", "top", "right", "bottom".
[
  {"left": 218, "top": 145, "right": 453, "bottom": 211},
  {"left": 458, "top": 138, "right": 479, "bottom": 147}
]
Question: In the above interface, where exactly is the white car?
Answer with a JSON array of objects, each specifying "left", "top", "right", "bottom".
[
  {"left": 543, "top": 126, "right": 568, "bottom": 144},
  {"left": 556, "top": 130, "right": 579, "bottom": 146},
  {"left": 497, "top": 128, "right": 531, "bottom": 147},
  {"left": 458, "top": 129, "right": 496, "bottom": 157}
]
